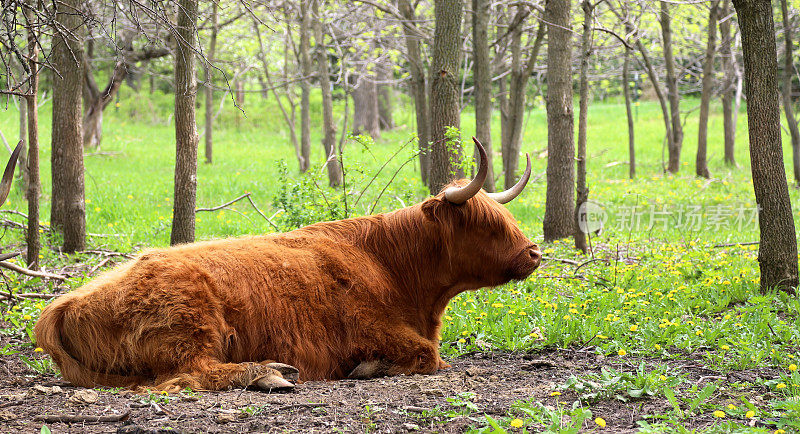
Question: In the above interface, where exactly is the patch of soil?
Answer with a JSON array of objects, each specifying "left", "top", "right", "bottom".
[{"left": 0, "top": 335, "right": 772, "bottom": 433}]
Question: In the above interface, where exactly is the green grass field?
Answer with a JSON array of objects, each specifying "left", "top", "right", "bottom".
[{"left": 1, "top": 89, "right": 799, "bottom": 432}]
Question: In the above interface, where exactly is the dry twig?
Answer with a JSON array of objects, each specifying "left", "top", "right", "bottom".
[{"left": 34, "top": 410, "right": 130, "bottom": 424}]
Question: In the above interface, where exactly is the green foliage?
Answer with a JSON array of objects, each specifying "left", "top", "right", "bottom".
[
  {"left": 19, "top": 354, "right": 59, "bottom": 376},
  {"left": 471, "top": 400, "right": 592, "bottom": 434},
  {"left": 443, "top": 126, "right": 475, "bottom": 178},
  {"left": 561, "top": 363, "right": 682, "bottom": 403}
]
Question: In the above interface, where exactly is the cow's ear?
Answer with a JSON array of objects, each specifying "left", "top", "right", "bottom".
[{"left": 421, "top": 197, "right": 446, "bottom": 222}]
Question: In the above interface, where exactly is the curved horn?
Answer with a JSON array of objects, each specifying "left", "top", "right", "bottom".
[
  {"left": 486, "top": 153, "right": 530, "bottom": 204},
  {"left": 0, "top": 142, "right": 23, "bottom": 207},
  {"left": 443, "top": 137, "right": 488, "bottom": 204}
]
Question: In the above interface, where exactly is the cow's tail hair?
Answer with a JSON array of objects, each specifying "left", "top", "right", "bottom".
[{"left": 34, "top": 296, "right": 144, "bottom": 388}]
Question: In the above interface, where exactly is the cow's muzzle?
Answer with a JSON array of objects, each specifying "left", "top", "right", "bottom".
[{"left": 507, "top": 245, "right": 541, "bottom": 281}]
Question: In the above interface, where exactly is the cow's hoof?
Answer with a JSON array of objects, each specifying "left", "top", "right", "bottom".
[
  {"left": 254, "top": 373, "right": 295, "bottom": 392},
  {"left": 348, "top": 360, "right": 390, "bottom": 379},
  {"left": 243, "top": 363, "right": 297, "bottom": 392},
  {"left": 265, "top": 362, "right": 300, "bottom": 383}
]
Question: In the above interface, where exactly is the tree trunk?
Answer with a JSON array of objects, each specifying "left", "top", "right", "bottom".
[
  {"left": 636, "top": 40, "right": 674, "bottom": 172},
  {"left": 661, "top": 1, "right": 684, "bottom": 173},
  {"left": 574, "top": 0, "right": 592, "bottom": 253},
  {"left": 696, "top": 0, "right": 719, "bottom": 179},
  {"left": 82, "top": 60, "right": 126, "bottom": 150},
  {"left": 398, "top": 0, "right": 431, "bottom": 186},
  {"left": 781, "top": 0, "right": 800, "bottom": 185},
  {"left": 352, "top": 74, "right": 380, "bottom": 138},
  {"left": 50, "top": 0, "right": 86, "bottom": 253},
  {"left": 170, "top": 0, "right": 199, "bottom": 246},
  {"left": 543, "top": 0, "right": 575, "bottom": 241},
  {"left": 299, "top": 1, "right": 312, "bottom": 173},
  {"left": 472, "top": 0, "right": 495, "bottom": 192},
  {"left": 17, "top": 96, "right": 29, "bottom": 191},
  {"left": 377, "top": 67, "right": 395, "bottom": 130},
  {"left": 83, "top": 44, "right": 169, "bottom": 149},
  {"left": 22, "top": 0, "right": 39, "bottom": 269},
  {"left": 204, "top": 0, "right": 218, "bottom": 165},
  {"left": 732, "top": 0, "right": 798, "bottom": 291},
  {"left": 235, "top": 80, "right": 245, "bottom": 106},
  {"left": 720, "top": 0, "right": 736, "bottom": 166},
  {"left": 312, "top": 0, "right": 342, "bottom": 187},
  {"left": 254, "top": 17, "right": 302, "bottom": 169},
  {"left": 428, "top": 0, "right": 463, "bottom": 194},
  {"left": 622, "top": 29, "right": 635, "bottom": 179},
  {"left": 503, "top": 17, "right": 545, "bottom": 190}
]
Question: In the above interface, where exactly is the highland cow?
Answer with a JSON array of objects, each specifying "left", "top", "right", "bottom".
[{"left": 34, "top": 138, "right": 541, "bottom": 391}]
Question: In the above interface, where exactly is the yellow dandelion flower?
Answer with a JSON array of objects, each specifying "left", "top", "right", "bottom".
[
  {"left": 745, "top": 410, "right": 755, "bottom": 418},
  {"left": 509, "top": 419, "right": 523, "bottom": 428},
  {"left": 595, "top": 417, "right": 606, "bottom": 428},
  {"left": 713, "top": 410, "right": 725, "bottom": 418},
  {"left": 617, "top": 349, "right": 627, "bottom": 356},
  {"left": 776, "top": 383, "right": 787, "bottom": 389},
  {"left": 789, "top": 364, "right": 797, "bottom": 372},
  {"left": 550, "top": 391, "right": 561, "bottom": 396}
]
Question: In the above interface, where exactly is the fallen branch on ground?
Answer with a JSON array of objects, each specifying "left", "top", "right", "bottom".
[
  {"left": 88, "top": 257, "right": 113, "bottom": 275},
  {"left": 34, "top": 410, "right": 130, "bottom": 424},
  {"left": 542, "top": 256, "right": 580, "bottom": 266},
  {"left": 79, "top": 249, "right": 134, "bottom": 259},
  {"left": 0, "top": 261, "right": 66, "bottom": 280},
  {"left": 0, "top": 252, "right": 20, "bottom": 261},
  {"left": 0, "top": 290, "right": 58, "bottom": 300},
  {"left": 713, "top": 241, "right": 759, "bottom": 248}
]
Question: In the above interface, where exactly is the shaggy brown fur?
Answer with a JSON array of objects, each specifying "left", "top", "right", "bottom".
[{"left": 34, "top": 182, "right": 541, "bottom": 390}]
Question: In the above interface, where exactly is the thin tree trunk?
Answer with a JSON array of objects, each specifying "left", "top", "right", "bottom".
[
  {"left": 17, "top": 95, "right": 29, "bottom": 191},
  {"left": 661, "top": 1, "right": 683, "bottom": 173},
  {"left": 781, "top": 0, "right": 800, "bottom": 185},
  {"left": 636, "top": 40, "right": 674, "bottom": 171},
  {"left": 22, "top": 0, "right": 39, "bottom": 269},
  {"left": 312, "top": 0, "right": 342, "bottom": 186},
  {"left": 254, "top": 18, "right": 302, "bottom": 168},
  {"left": 732, "top": 0, "right": 798, "bottom": 291},
  {"left": 82, "top": 60, "right": 125, "bottom": 150},
  {"left": 428, "top": 0, "right": 463, "bottom": 194},
  {"left": 170, "top": 0, "right": 199, "bottom": 246},
  {"left": 352, "top": 74, "right": 380, "bottom": 138},
  {"left": 574, "top": 0, "right": 592, "bottom": 253},
  {"left": 204, "top": 0, "right": 218, "bottom": 165},
  {"left": 720, "top": 0, "right": 736, "bottom": 166},
  {"left": 622, "top": 32, "right": 635, "bottom": 179},
  {"left": 472, "top": 0, "right": 495, "bottom": 192},
  {"left": 299, "top": 1, "right": 312, "bottom": 173},
  {"left": 504, "top": 18, "right": 545, "bottom": 190},
  {"left": 398, "top": 0, "right": 431, "bottom": 186},
  {"left": 235, "top": 80, "right": 245, "bottom": 105},
  {"left": 543, "top": 0, "right": 575, "bottom": 241},
  {"left": 50, "top": 0, "right": 86, "bottom": 253},
  {"left": 377, "top": 66, "right": 395, "bottom": 130},
  {"left": 696, "top": 0, "right": 719, "bottom": 179}
]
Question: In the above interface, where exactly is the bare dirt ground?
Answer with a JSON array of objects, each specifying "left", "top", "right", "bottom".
[{"left": 0, "top": 330, "right": 776, "bottom": 433}]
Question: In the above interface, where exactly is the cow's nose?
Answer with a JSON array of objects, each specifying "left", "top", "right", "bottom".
[{"left": 529, "top": 248, "right": 542, "bottom": 263}]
